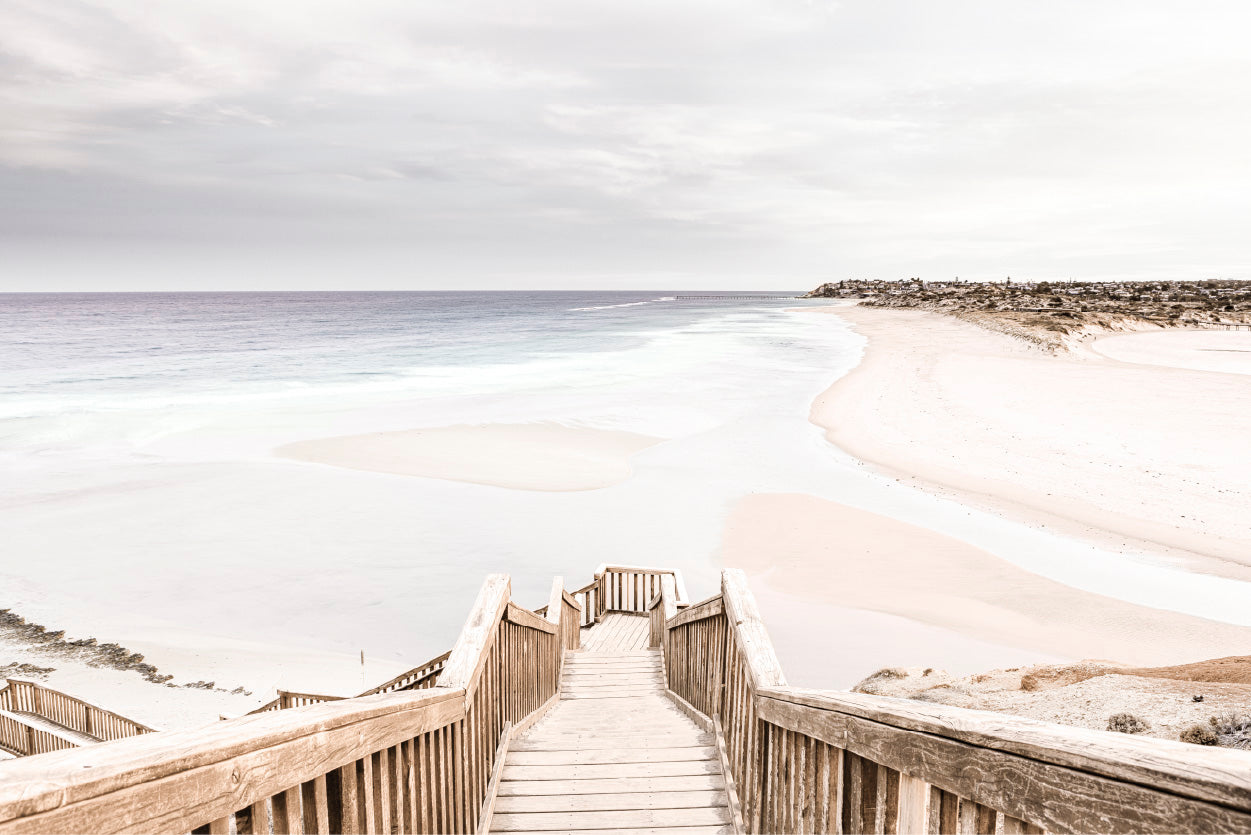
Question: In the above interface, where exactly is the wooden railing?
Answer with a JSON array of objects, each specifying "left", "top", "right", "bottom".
[
  {"left": 248, "top": 651, "right": 451, "bottom": 717},
  {"left": 0, "top": 574, "right": 583, "bottom": 834},
  {"left": 655, "top": 569, "right": 1251, "bottom": 835},
  {"left": 572, "top": 564, "right": 689, "bottom": 627},
  {"left": 0, "top": 679, "right": 154, "bottom": 743},
  {"left": 0, "top": 711, "right": 82, "bottom": 758},
  {"left": 248, "top": 691, "right": 345, "bottom": 715},
  {"left": 359, "top": 651, "right": 451, "bottom": 697}
]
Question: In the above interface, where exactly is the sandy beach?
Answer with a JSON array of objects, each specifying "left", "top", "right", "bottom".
[
  {"left": 809, "top": 305, "right": 1251, "bottom": 581},
  {"left": 715, "top": 304, "right": 1251, "bottom": 682}
]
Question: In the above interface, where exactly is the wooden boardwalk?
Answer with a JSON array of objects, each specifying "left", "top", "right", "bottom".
[
  {"left": 578, "top": 612, "right": 650, "bottom": 653},
  {"left": 490, "top": 633, "right": 733, "bottom": 833}
]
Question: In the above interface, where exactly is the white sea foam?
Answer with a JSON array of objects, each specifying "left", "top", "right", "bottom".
[{"left": 567, "top": 296, "right": 675, "bottom": 311}]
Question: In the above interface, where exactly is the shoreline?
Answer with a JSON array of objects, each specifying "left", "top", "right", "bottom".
[{"left": 806, "top": 304, "right": 1251, "bottom": 583}]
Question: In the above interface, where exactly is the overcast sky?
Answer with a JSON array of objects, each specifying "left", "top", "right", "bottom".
[{"left": 3, "top": 1, "right": 1250, "bottom": 290}]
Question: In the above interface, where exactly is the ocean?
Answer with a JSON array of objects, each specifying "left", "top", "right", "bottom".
[
  {"left": 1, "top": 291, "right": 834, "bottom": 454},
  {"left": 0, "top": 291, "right": 869, "bottom": 694}
]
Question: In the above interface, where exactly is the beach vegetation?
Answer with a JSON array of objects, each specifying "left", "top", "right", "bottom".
[
  {"left": 1179, "top": 724, "right": 1218, "bottom": 745},
  {"left": 1106, "top": 713, "right": 1151, "bottom": 734}
]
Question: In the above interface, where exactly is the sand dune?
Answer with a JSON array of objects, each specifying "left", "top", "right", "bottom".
[{"left": 277, "top": 422, "right": 660, "bottom": 492}]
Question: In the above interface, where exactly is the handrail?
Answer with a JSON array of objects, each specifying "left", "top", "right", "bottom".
[
  {"left": 0, "top": 572, "right": 583, "bottom": 834},
  {"left": 246, "top": 649, "right": 452, "bottom": 717},
  {"left": 658, "top": 568, "right": 1251, "bottom": 834},
  {"left": 246, "top": 690, "right": 345, "bottom": 715},
  {"left": 357, "top": 650, "right": 451, "bottom": 697},
  {"left": 0, "top": 687, "right": 464, "bottom": 833},
  {"left": 0, "top": 678, "right": 155, "bottom": 741},
  {"left": 0, "top": 709, "right": 87, "bottom": 758}
]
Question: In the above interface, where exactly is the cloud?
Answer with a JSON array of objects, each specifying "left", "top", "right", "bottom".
[{"left": 2, "top": 0, "right": 1251, "bottom": 288}]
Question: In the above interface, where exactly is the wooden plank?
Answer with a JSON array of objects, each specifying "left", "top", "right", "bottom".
[
  {"left": 0, "top": 688, "right": 464, "bottom": 834},
  {"left": 560, "top": 679, "right": 664, "bottom": 688},
  {"left": 898, "top": 774, "right": 929, "bottom": 834},
  {"left": 757, "top": 685, "right": 1251, "bottom": 813},
  {"left": 504, "top": 602, "right": 558, "bottom": 635},
  {"left": 560, "top": 674, "right": 665, "bottom": 684},
  {"left": 506, "top": 747, "right": 718, "bottom": 766},
  {"left": 712, "top": 717, "right": 745, "bottom": 835},
  {"left": 544, "top": 578, "right": 565, "bottom": 627},
  {"left": 490, "top": 806, "right": 732, "bottom": 831},
  {"left": 495, "top": 791, "right": 728, "bottom": 813},
  {"left": 501, "top": 761, "right": 722, "bottom": 781},
  {"left": 756, "top": 694, "right": 1251, "bottom": 834},
  {"left": 435, "top": 573, "right": 510, "bottom": 696},
  {"left": 719, "top": 571, "right": 786, "bottom": 692},
  {"left": 497, "top": 776, "right": 727, "bottom": 797},
  {"left": 475, "top": 720, "right": 512, "bottom": 834},
  {"left": 493, "top": 827, "right": 730, "bottom": 835},
  {"left": 561, "top": 693, "right": 666, "bottom": 702},
  {"left": 666, "top": 596, "right": 724, "bottom": 630},
  {"left": 510, "top": 735, "right": 715, "bottom": 751},
  {"left": 664, "top": 688, "right": 714, "bottom": 734}
]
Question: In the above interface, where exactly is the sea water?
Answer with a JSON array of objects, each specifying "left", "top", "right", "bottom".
[{"left": 0, "top": 291, "right": 867, "bottom": 689}]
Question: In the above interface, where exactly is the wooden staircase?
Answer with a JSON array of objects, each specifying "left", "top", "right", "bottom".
[
  {"left": 2, "top": 565, "right": 1250, "bottom": 835},
  {"left": 0, "top": 679, "right": 153, "bottom": 759},
  {"left": 490, "top": 640, "right": 734, "bottom": 833}
]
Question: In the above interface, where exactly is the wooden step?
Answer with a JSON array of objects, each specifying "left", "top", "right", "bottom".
[
  {"left": 501, "top": 761, "right": 721, "bottom": 781},
  {"left": 507, "top": 746, "right": 718, "bottom": 766},
  {"left": 495, "top": 789, "right": 728, "bottom": 814},
  {"left": 490, "top": 806, "right": 732, "bottom": 831},
  {"left": 495, "top": 828, "right": 733, "bottom": 835},
  {"left": 496, "top": 775, "right": 726, "bottom": 797},
  {"left": 510, "top": 734, "right": 714, "bottom": 751}
]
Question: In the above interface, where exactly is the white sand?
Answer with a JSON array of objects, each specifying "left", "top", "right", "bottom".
[
  {"left": 277, "top": 423, "right": 661, "bottom": 492},
  {"left": 1092, "top": 328, "right": 1251, "bottom": 376},
  {"left": 809, "top": 306, "right": 1251, "bottom": 579},
  {"left": 723, "top": 493, "right": 1251, "bottom": 671}
]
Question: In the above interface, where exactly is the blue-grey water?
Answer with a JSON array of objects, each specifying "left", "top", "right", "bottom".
[{"left": 1, "top": 291, "right": 817, "bottom": 438}]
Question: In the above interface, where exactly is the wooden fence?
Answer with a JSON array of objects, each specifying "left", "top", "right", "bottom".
[
  {"left": 248, "top": 652, "right": 452, "bottom": 717},
  {"left": 0, "top": 574, "right": 582, "bottom": 835},
  {"left": 0, "top": 679, "right": 154, "bottom": 743},
  {"left": 652, "top": 569, "right": 1251, "bottom": 835},
  {"left": 359, "top": 651, "right": 451, "bottom": 697}
]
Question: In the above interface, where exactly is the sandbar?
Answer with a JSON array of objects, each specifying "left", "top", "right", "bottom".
[{"left": 277, "top": 422, "right": 661, "bottom": 492}]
